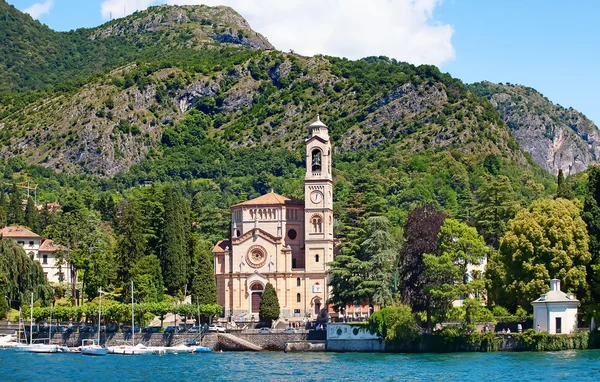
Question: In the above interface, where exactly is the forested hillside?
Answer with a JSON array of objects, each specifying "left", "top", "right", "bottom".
[{"left": 6, "top": 2, "right": 600, "bottom": 328}]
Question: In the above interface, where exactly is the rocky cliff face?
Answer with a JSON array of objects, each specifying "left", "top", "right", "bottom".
[{"left": 470, "top": 82, "right": 600, "bottom": 175}]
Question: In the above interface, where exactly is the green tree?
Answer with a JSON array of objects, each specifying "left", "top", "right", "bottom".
[
  {"left": 474, "top": 175, "right": 519, "bottom": 248},
  {"left": 159, "top": 187, "right": 190, "bottom": 295},
  {"left": 0, "top": 190, "right": 8, "bottom": 228},
  {"left": 582, "top": 165, "right": 600, "bottom": 321},
  {"left": 190, "top": 238, "right": 217, "bottom": 306},
  {"left": 259, "top": 283, "right": 280, "bottom": 326},
  {"left": 422, "top": 219, "right": 488, "bottom": 324},
  {"left": 7, "top": 184, "right": 24, "bottom": 225},
  {"left": 359, "top": 216, "right": 399, "bottom": 306},
  {"left": 369, "top": 304, "right": 420, "bottom": 343},
  {"left": 556, "top": 169, "right": 574, "bottom": 200},
  {"left": 115, "top": 200, "right": 147, "bottom": 286},
  {"left": 328, "top": 254, "right": 370, "bottom": 314},
  {"left": 24, "top": 197, "right": 36, "bottom": 229},
  {"left": 490, "top": 198, "right": 591, "bottom": 311},
  {"left": 131, "top": 255, "right": 164, "bottom": 303}
]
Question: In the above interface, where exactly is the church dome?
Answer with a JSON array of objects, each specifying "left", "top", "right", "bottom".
[{"left": 309, "top": 115, "right": 327, "bottom": 129}]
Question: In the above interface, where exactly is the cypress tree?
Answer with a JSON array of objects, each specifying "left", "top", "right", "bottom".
[
  {"left": 583, "top": 165, "right": 600, "bottom": 308},
  {"left": 116, "top": 200, "right": 148, "bottom": 286},
  {"left": 159, "top": 187, "right": 190, "bottom": 295},
  {"left": 191, "top": 238, "right": 217, "bottom": 306},
  {"left": 7, "top": 184, "right": 24, "bottom": 225},
  {"left": 0, "top": 189, "right": 7, "bottom": 228},
  {"left": 24, "top": 197, "right": 36, "bottom": 229},
  {"left": 556, "top": 169, "right": 574, "bottom": 199},
  {"left": 259, "top": 283, "right": 280, "bottom": 326}
]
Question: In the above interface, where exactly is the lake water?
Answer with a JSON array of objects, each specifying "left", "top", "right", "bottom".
[{"left": 2, "top": 349, "right": 600, "bottom": 381}]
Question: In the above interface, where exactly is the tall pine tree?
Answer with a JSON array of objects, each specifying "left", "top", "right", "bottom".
[
  {"left": 474, "top": 175, "right": 519, "bottom": 249},
  {"left": 0, "top": 190, "right": 7, "bottom": 228},
  {"left": 583, "top": 165, "right": 600, "bottom": 317},
  {"left": 7, "top": 184, "right": 24, "bottom": 225},
  {"left": 159, "top": 187, "right": 190, "bottom": 295},
  {"left": 116, "top": 200, "right": 148, "bottom": 286},
  {"left": 190, "top": 238, "right": 217, "bottom": 306},
  {"left": 556, "top": 169, "right": 574, "bottom": 199},
  {"left": 24, "top": 197, "right": 36, "bottom": 229}
]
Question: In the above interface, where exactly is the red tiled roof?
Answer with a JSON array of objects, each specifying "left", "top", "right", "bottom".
[
  {"left": 39, "top": 239, "right": 68, "bottom": 252},
  {"left": 213, "top": 240, "right": 231, "bottom": 254},
  {"left": 233, "top": 191, "right": 303, "bottom": 207},
  {"left": 0, "top": 226, "right": 41, "bottom": 239}
]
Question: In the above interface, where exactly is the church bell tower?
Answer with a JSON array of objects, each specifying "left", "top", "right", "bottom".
[{"left": 304, "top": 116, "right": 334, "bottom": 273}]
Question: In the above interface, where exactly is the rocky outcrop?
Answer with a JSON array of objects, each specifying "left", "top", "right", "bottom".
[{"left": 470, "top": 82, "right": 600, "bottom": 175}]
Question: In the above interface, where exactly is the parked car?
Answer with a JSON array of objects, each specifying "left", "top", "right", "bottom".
[
  {"left": 187, "top": 326, "right": 201, "bottom": 333},
  {"left": 207, "top": 324, "right": 226, "bottom": 333},
  {"left": 79, "top": 326, "right": 96, "bottom": 333},
  {"left": 283, "top": 328, "right": 296, "bottom": 334},
  {"left": 142, "top": 326, "right": 160, "bottom": 333},
  {"left": 164, "top": 326, "right": 179, "bottom": 333},
  {"left": 122, "top": 325, "right": 141, "bottom": 334},
  {"left": 259, "top": 327, "right": 271, "bottom": 333}
]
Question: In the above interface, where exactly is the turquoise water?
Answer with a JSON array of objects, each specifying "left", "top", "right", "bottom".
[{"left": 2, "top": 349, "right": 600, "bottom": 381}]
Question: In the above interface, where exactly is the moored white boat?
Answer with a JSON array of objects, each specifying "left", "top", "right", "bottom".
[{"left": 81, "top": 339, "right": 107, "bottom": 356}]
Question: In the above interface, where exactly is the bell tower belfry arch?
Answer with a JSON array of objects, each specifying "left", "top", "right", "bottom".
[{"left": 304, "top": 116, "right": 334, "bottom": 277}]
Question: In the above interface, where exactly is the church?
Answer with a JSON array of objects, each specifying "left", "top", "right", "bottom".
[{"left": 213, "top": 116, "right": 334, "bottom": 322}]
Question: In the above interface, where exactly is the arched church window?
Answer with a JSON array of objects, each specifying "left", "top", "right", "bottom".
[
  {"left": 311, "top": 215, "right": 322, "bottom": 233},
  {"left": 312, "top": 149, "right": 322, "bottom": 172},
  {"left": 315, "top": 254, "right": 320, "bottom": 263},
  {"left": 297, "top": 278, "right": 301, "bottom": 287},
  {"left": 296, "top": 293, "right": 301, "bottom": 303}
]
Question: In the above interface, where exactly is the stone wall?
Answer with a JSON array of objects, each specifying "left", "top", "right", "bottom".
[
  {"left": 45, "top": 332, "right": 204, "bottom": 347},
  {"left": 228, "top": 332, "right": 307, "bottom": 351}
]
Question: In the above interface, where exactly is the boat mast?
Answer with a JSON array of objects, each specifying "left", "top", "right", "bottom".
[
  {"left": 131, "top": 281, "right": 134, "bottom": 347},
  {"left": 29, "top": 293, "right": 33, "bottom": 345},
  {"left": 98, "top": 288, "right": 102, "bottom": 345}
]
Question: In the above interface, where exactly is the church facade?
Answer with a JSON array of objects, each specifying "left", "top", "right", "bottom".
[{"left": 213, "top": 116, "right": 334, "bottom": 321}]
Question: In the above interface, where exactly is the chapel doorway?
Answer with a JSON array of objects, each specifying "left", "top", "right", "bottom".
[{"left": 251, "top": 283, "right": 264, "bottom": 313}]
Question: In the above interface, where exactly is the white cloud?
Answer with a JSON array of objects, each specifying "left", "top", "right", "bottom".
[
  {"left": 99, "top": 0, "right": 455, "bottom": 66},
  {"left": 24, "top": 0, "right": 54, "bottom": 19}
]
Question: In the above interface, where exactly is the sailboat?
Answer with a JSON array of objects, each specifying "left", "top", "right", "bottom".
[
  {"left": 81, "top": 288, "right": 107, "bottom": 356},
  {"left": 107, "top": 281, "right": 154, "bottom": 355},
  {"left": 15, "top": 293, "right": 62, "bottom": 353}
]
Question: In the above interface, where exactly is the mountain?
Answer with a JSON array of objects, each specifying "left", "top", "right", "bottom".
[
  {"left": 0, "top": 3, "right": 557, "bottom": 225},
  {"left": 0, "top": 0, "right": 272, "bottom": 95},
  {"left": 470, "top": 81, "right": 600, "bottom": 175}
]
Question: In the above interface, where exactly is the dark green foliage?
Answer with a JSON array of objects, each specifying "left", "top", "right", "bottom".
[
  {"left": 474, "top": 176, "right": 519, "bottom": 248},
  {"left": 131, "top": 255, "right": 164, "bottom": 303},
  {"left": 116, "top": 200, "right": 148, "bottom": 286},
  {"left": 7, "top": 184, "right": 24, "bottom": 225},
  {"left": 369, "top": 304, "right": 420, "bottom": 342},
  {"left": 556, "top": 169, "right": 574, "bottom": 199},
  {"left": 24, "top": 197, "right": 36, "bottom": 229},
  {"left": 398, "top": 204, "right": 446, "bottom": 319},
  {"left": 0, "top": 190, "right": 7, "bottom": 228},
  {"left": 582, "top": 165, "right": 600, "bottom": 321},
  {"left": 190, "top": 238, "right": 217, "bottom": 306},
  {"left": 483, "top": 154, "right": 501, "bottom": 175},
  {"left": 259, "top": 283, "right": 280, "bottom": 325},
  {"left": 0, "top": 237, "right": 53, "bottom": 309},
  {"left": 159, "top": 187, "right": 190, "bottom": 294}
]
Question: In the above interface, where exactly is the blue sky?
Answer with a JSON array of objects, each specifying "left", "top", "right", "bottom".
[{"left": 9, "top": 0, "right": 600, "bottom": 125}]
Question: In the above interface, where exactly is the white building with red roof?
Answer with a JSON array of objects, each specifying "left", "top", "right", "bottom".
[
  {"left": 0, "top": 225, "right": 70, "bottom": 284},
  {"left": 214, "top": 116, "right": 334, "bottom": 322}
]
